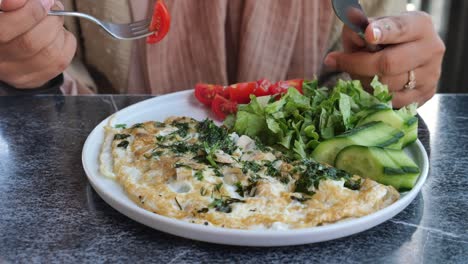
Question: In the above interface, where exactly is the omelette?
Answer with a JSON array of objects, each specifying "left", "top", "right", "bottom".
[{"left": 100, "top": 117, "right": 399, "bottom": 230}]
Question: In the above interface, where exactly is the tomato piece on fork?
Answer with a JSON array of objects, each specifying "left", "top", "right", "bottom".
[{"left": 147, "top": 0, "right": 171, "bottom": 44}]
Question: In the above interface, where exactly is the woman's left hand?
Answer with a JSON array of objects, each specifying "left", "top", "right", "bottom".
[{"left": 325, "top": 11, "right": 446, "bottom": 108}]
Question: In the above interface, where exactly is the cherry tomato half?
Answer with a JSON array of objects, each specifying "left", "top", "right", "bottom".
[
  {"left": 147, "top": 0, "right": 171, "bottom": 44},
  {"left": 211, "top": 95, "right": 238, "bottom": 120},
  {"left": 194, "top": 84, "right": 225, "bottom": 106},
  {"left": 254, "top": 79, "right": 272, "bottom": 97},
  {"left": 269, "top": 79, "right": 304, "bottom": 95},
  {"left": 228, "top": 82, "right": 257, "bottom": 104},
  {"left": 282, "top": 79, "right": 304, "bottom": 94}
]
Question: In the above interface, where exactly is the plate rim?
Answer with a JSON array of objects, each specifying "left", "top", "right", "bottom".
[{"left": 82, "top": 91, "right": 429, "bottom": 246}]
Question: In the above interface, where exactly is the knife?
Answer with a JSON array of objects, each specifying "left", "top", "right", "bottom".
[{"left": 331, "top": 0, "right": 383, "bottom": 52}]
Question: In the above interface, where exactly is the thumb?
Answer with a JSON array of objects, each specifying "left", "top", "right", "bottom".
[{"left": 1, "top": 0, "right": 53, "bottom": 12}]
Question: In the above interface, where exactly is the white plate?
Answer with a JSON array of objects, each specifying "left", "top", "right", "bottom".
[{"left": 82, "top": 90, "right": 429, "bottom": 247}]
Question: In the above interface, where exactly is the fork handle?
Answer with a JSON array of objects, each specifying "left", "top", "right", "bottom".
[
  {"left": 0, "top": 10, "right": 103, "bottom": 26},
  {"left": 47, "top": 10, "right": 103, "bottom": 25}
]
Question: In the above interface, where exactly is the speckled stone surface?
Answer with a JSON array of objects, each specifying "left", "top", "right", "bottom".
[{"left": 0, "top": 95, "right": 466, "bottom": 264}]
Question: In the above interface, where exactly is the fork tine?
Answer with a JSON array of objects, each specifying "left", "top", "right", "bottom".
[
  {"left": 130, "top": 23, "right": 151, "bottom": 31},
  {"left": 130, "top": 18, "right": 152, "bottom": 27},
  {"left": 130, "top": 21, "right": 151, "bottom": 31},
  {"left": 131, "top": 28, "right": 152, "bottom": 35}
]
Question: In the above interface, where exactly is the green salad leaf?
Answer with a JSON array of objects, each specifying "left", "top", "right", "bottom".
[{"left": 226, "top": 77, "right": 403, "bottom": 159}]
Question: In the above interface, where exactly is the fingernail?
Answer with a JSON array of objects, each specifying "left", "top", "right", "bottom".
[
  {"left": 373, "top": 27, "right": 382, "bottom": 43},
  {"left": 40, "top": 0, "right": 54, "bottom": 11},
  {"left": 324, "top": 55, "right": 337, "bottom": 69}
]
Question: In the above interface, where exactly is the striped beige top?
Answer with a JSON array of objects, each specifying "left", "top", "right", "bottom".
[{"left": 61, "top": 0, "right": 405, "bottom": 95}]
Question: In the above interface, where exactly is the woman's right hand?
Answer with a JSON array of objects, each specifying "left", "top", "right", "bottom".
[{"left": 0, "top": 0, "right": 76, "bottom": 89}]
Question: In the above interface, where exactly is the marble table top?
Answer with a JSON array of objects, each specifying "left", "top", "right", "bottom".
[{"left": 0, "top": 95, "right": 466, "bottom": 263}]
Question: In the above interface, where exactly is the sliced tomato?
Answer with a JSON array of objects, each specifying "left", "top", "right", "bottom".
[
  {"left": 211, "top": 95, "right": 238, "bottom": 120},
  {"left": 254, "top": 79, "right": 272, "bottom": 97},
  {"left": 219, "top": 86, "right": 231, "bottom": 99},
  {"left": 283, "top": 79, "right": 304, "bottom": 94},
  {"left": 147, "top": 0, "right": 171, "bottom": 44},
  {"left": 228, "top": 82, "right": 257, "bottom": 104},
  {"left": 194, "top": 84, "right": 225, "bottom": 106},
  {"left": 269, "top": 79, "right": 304, "bottom": 95}
]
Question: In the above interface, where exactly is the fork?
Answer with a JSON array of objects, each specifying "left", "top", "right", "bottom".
[
  {"left": 0, "top": 10, "right": 153, "bottom": 40},
  {"left": 48, "top": 11, "right": 153, "bottom": 40}
]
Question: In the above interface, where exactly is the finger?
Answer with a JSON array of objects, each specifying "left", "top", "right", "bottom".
[
  {"left": 0, "top": 16, "right": 63, "bottom": 60},
  {"left": 325, "top": 40, "right": 434, "bottom": 77},
  {"left": 2, "top": 29, "right": 76, "bottom": 88},
  {"left": 342, "top": 25, "right": 365, "bottom": 52},
  {"left": 0, "top": 0, "right": 55, "bottom": 43},
  {"left": 364, "top": 11, "right": 434, "bottom": 45},
  {"left": 380, "top": 64, "right": 441, "bottom": 93},
  {"left": 0, "top": 0, "right": 27, "bottom": 11},
  {"left": 392, "top": 87, "right": 422, "bottom": 108},
  {"left": 392, "top": 84, "right": 436, "bottom": 108},
  {"left": 390, "top": 63, "right": 440, "bottom": 108},
  {"left": 14, "top": 30, "right": 76, "bottom": 89}
]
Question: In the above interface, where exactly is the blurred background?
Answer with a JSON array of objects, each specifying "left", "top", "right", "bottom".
[{"left": 408, "top": 0, "right": 464, "bottom": 93}]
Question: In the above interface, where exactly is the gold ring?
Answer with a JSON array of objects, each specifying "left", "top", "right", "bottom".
[{"left": 404, "top": 70, "right": 416, "bottom": 90}]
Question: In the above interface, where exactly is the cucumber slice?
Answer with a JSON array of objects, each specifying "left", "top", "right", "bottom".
[
  {"left": 402, "top": 117, "right": 418, "bottom": 147},
  {"left": 357, "top": 109, "right": 418, "bottom": 147},
  {"left": 385, "top": 148, "right": 420, "bottom": 174},
  {"left": 311, "top": 121, "right": 404, "bottom": 166},
  {"left": 335, "top": 145, "right": 420, "bottom": 191},
  {"left": 357, "top": 109, "right": 404, "bottom": 129}
]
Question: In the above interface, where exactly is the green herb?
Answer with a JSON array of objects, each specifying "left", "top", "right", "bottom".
[
  {"left": 245, "top": 181, "right": 258, "bottom": 197},
  {"left": 213, "top": 168, "right": 223, "bottom": 177},
  {"left": 235, "top": 182, "right": 244, "bottom": 197},
  {"left": 198, "top": 119, "right": 236, "bottom": 154},
  {"left": 174, "top": 163, "right": 192, "bottom": 169},
  {"left": 204, "top": 142, "right": 219, "bottom": 168},
  {"left": 132, "top": 123, "right": 144, "bottom": 129},
  {"left": 114, "top": 134, "right": 130, "bottom": 140},
  {"left": 157, "top": 142, "right": 200, "bottom": 155},
  {"left": 344, "top": 177, "right": 362, "bottom": 190},
  {"left": 214, "top": 183, "right": 223, "bottom": 193},
  {"left": 290, "top": 195, "right": 311, "bottom": 203},
  {"left": 115, "top": 124, "right": 127, "bottom": 129},
  {"left": 254, "top": 137, "right": 268, "bottom": 152},
  {"left": 197, "top": 208, "right": 209, "bottom": 214},
  {"left": 280, "top": 176, "right": 291, "bottom": 184},
  {"left": 194, "top": 170, "right": 204, "bottom": 181},
  {"left": 265, "top": 161, "right": 281, "bottom": 178},
  {"left": 294, "top": 159, "right": 360, "bottom": 195},
  {"left": 209, "top": 197, "right": 245, "bottom": 213},
  {"left": 173, "top": 122, "right": 190, "bottom": 137},
  {"left": 200, "top": 187, "right": 207, "bottom": 196},
  {"left": 117, "top": 140, "right": 129, "bottom": 149},
  {"left": 174, "top": 197, "right": 182, "bottom": 210},
  {"left": 242, "top": 161, "right": 261, "bottom": 174},
  {"left": 238, "top": 178, "right": 259, "bottom": 197}
]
